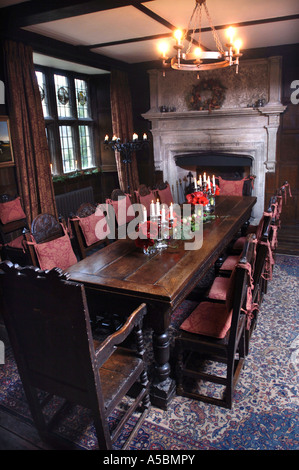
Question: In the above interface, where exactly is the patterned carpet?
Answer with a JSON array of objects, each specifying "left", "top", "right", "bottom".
[{"left": 0, "top": 254, "right": 298, "bottom": 450}]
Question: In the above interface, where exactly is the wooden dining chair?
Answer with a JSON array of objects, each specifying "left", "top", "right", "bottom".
[
  {"left": 207, "top": 233, "right": 257, "bottom": 302},
  {"left": 0, "top": 261, "right": 150, "bottom": 450},
  {"left": 69, "top": 202, "right": 110, "bottom": 259},
  {"left": 0, "top": 194, "right": 30, "bottom": 266},
  {"left": 24, "top": 213, "right": 78, "bottom": 271},
  {"left": 208, "top": 219, "right": 273, "bottom": 355},
  {"left": 175, "top": 244, "right": 254, "bottom": 409}
]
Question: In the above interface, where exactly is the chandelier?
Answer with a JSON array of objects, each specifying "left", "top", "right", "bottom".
[{"left": 158, "top": 0, "right": 242, "bottom": 74}]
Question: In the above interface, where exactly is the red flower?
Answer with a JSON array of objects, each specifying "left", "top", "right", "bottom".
[
  {"left": 186, "top": 192, "right": 209, "bottom": 206},
  {"left": 135, "top": 221, "right": 158, "bottom": 249}
]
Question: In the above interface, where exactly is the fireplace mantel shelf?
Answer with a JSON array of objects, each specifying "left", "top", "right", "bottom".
[{"left": 142, "top": 104, "right": 286, "bottom": 121}]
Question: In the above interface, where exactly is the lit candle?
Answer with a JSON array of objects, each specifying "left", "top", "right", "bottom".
[
  {"left": 226, "top": 26, "right": 235, "bottom": 45},
  {"left": 50, "top": 163, "right": 53, "bottom": 173},
  {"left": 143, "top": 133, "right": 147, "bottom": 140},
  {"left": 104, "top": 134, "right": 109, "bottom": 141},
  {"left": 161, "top": 207, "right": 166, "bottom": 223},
  {"left": 207, "top": 176, "right": 210, "bottom": 188},
  {"left": 194, "top": 177, "right": 197, "bottom": 190},
  {"left": 203, "top": 172, "right": 206, "bottom": 183},
  {"left": 174, "top": 29, "right": 183, "bottom": 46},
  {"left": 199, "top": 175, "right": 202, "bottom": 186},
  {"left": 133, "top": 133, "right": 138, "bottom": 141},
  {"left": 143, "top": 207, "right": 147, "bottom": 223},
  {"left": 112, "top": 135, "right": 117, "bottom": 141},
  {"left": 156, "top": 199, "right": 160, "bottom": 216},
  {"left": 212, "top": 174, "right": 216, "bottom": 187},
  {"left": 158, "top": 41, "right": 169, "bottom": 59},
  {"left": 150, "top": 200, "right": 155, "bottom": 217},
  {"left": 169, "top": 203, "right": 174, "bottom": 219},
  {"left": 234, "top": 39, "right": 242, "bottom": 55}
]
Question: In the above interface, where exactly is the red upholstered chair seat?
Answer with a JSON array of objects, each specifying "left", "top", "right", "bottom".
[
  {"left": 219, "top": 255, "right": 240, "bottom": 272},
  {"left": 207, "top": 276, "right": 231, "bottom": 301},
  {"left": 180, "top": 302, "right": 232, "bottom": 339},
  {"left": 232, "top": 236, "right": 246, "bottom": 251}
]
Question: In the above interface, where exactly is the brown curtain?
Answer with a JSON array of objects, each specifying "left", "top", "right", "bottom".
[
  {"left": 3, "top": 40, "right": 57, "bottom": 225},
  {"left": 110, "top": 69, "right": 139, "bottom": 195}
]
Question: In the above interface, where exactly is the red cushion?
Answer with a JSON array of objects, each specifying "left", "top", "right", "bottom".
[
  {"left": 220, "top": 255, "right": 240, "bottom": 271},
  {"left": 180, "top": 302, "right": 232, "bottom": 339},
  {"left": 78, "top": 212, "right": 110, "bottom": 246},
  {"left": 0, "top": 197, "right": 26, "bottom": 224},
  {"left": 106, "top": 195, "right": 135, "bottom": 224},
  {"left": 34, "top": 234, "right": 77, "bottom": 271},
  {"left": 138, "top": 192, "right": 156, "bottom": 214},
  {"left": 218, "top": 177, "right": 244, "bottom": 196},
  {"left": 158, "top": 185, "right": 174, "bottom": 205},
  {"left": 208, "top": 276, "right": 230, "bottom": 301},
  {"left": 6, "top": 235, "right": 25, "bottom": 250}
]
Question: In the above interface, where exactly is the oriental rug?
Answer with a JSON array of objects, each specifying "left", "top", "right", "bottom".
[{"left": 0, "top": 254, "right": 298, "bottom": 450}]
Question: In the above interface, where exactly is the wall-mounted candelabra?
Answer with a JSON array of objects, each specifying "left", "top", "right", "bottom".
[{"left": 104, "top": 133, "right": 149, "bottom": 193}]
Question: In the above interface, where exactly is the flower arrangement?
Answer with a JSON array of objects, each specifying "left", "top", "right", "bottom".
[
  {"left": 186, "top": 191, "right": 210, "bottom": 206},
  {"left": 135, "top": 220, "right": 159, "bottom": 253}
]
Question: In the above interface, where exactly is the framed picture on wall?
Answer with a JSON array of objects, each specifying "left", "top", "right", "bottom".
[{"left": 0, "top": 116, "right": 14, "bottom": 167}]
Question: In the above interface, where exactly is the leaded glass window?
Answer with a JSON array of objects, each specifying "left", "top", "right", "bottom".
[{"left": 35, "top": 67, "right": 95, "bottom": 175}]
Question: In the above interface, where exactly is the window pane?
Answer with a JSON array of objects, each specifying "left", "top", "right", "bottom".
[
  {"left": 79, "top": 125, "right": 93, "bottom": 169},
  {"left": 35, "top": 71, "right": 49, "bottom": 117},
  {"left": 75, "top": 79, "right": 90, "bottom": 118},
  {"left": 54, "top": 74, "right": 73, "bottom": 118},
  {"left": 59, "top": 126, "right": 76, "bottom": 173}
]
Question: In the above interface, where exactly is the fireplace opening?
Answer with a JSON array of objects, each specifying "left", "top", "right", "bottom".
[
  {"left": 175, "top": 152, "right": 252, "bottom": 179},
  {"left": 174, "top": 152, "right": 254, "bottom": 196}
]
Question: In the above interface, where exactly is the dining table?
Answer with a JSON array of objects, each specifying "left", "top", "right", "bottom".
[{"left": 67, "top": 195, "right": 256, "bottom": 409}]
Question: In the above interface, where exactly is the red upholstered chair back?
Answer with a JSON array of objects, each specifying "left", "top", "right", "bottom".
[
  {"left": 135, "top": 185, "right": 157, "bottom": 214},
  {"left": 0, "top": 194, "right": 29, "bottom": 265},
  {"left": 69, "top": 202, "right": 110, "bottom": 259},
  {"left": 24, "top": 213, "right": 77, "bottom": 271},
  {"left": 218, "top": 175, "right": 255, "bottom": 196},
  {"left": 106, "top": 189, "right": 135, "bottom": 225},
  {"left": 156, "top": 183, "right": 174, "bottom": 206}
]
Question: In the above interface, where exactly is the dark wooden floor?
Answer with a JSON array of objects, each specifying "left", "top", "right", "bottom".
[
  {"left": 277, "top": 224, "right": 299, "bottom": 256},
  {"left": 0, "top": 224, "right": 298, "bottom": 450}
]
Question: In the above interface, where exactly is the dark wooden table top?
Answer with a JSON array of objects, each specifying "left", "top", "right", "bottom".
[{"left": 67, "top": 196, "right": 256, "bottom": 310}]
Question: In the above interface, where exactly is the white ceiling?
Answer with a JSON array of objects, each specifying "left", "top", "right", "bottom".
[{"left": 1, "top": 0, "right": 299, "bottom": 73}]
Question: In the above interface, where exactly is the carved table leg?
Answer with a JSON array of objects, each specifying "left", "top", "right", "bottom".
[{"left": 149, "top": 315, "right": 176, "bottom": 410}]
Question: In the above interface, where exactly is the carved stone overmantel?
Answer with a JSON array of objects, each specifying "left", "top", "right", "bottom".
[{"left": 142, "top": 57, "right": 286, "bottom": 222}]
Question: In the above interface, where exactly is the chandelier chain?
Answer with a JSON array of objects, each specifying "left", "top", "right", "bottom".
[
  {"left": 203, "top": 1, "right": 225, "bottom": 54},
  {"left": 186, "top": 3, "right": 202, "bottom": 55}
]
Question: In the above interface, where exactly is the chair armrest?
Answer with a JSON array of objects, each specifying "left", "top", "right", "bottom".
[{"left": 94, "top": 303, "right": 147, "bottom": 368}]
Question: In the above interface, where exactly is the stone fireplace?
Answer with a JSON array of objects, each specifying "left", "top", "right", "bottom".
[{"left": 142, "top": 57, "right": 286, "bottom": 223}]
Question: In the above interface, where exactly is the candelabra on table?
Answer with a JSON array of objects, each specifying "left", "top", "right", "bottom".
[
  {"left": 104, "top": 133, "right": 149, "bottom": 194},
  {"left": 192, "top": 179, "right": 218, "bottom": 214}
]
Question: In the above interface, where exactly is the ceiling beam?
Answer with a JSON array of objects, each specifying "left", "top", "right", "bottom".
[
  {"left": 2, "top": 28, "right": 129, "bottom": 72},
  {"left": 1, "top": 0, "right": 155, "bottom": 27}
]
